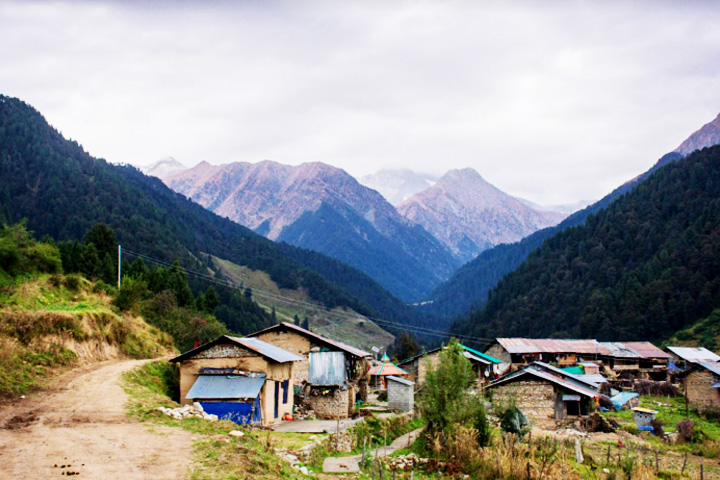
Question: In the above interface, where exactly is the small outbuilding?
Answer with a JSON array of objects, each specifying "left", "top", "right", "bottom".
[
  {"left": 170, "top": 335, "right": 303, "bottom": 426},
  {"left": 369, "top": 354, "right": 408, "bottom": 389},
  {"left": 387, "top": 375, "right": 415, "bottom": 413},
  {"left": 632, "top": 407, "right": 658, "bottom": 427}
]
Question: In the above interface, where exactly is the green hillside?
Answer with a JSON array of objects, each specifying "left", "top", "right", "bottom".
[
  {"left": 0, "top": 94, "right": 421, "bottom": 335},
  {"left": 453, "top": 146, "right": 720, "bottom": 346}
]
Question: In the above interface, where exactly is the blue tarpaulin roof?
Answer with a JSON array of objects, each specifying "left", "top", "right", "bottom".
[
  {"left": 611, "top": 392, "right": 639, "bottom": 410},
  {"left": 186, "top": 374, "right": 266, "bottom": 400}
]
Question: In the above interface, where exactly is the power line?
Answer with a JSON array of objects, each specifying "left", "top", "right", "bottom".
[{"left": 121, "top": 248, "right": 495, "bottom": 343}]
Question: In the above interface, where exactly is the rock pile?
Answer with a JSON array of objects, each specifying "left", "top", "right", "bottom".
[
  {"left": 328, "top": 432, "right": 353, "bottom": 452},
  {"left": 384, "top": 454, "right": 428, "bottom": 470},
  {"left": 157, "top": 403, "right": 219, "bottom": 421}
]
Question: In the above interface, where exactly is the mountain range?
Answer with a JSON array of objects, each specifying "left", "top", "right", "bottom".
[
  {"left": 160, "top": 161, "right": 459, "bottom": 301},
  {"left": 156, "top": 162, "right": 571, "bottom": 299},
  {"left": 358, "top": 169, "right": 438, "bottom": 205}
]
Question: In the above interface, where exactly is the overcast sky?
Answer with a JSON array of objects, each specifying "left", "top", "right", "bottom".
[{"left": 2, "top": 1, "right": 720, "bottom": 205}]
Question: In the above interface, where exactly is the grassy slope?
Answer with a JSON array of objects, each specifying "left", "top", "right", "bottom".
[
  {"left": 211, "top": 256, "right": 394, "bottom": 350},
  {"left": 0, "top": 273, "right": 174, "bottom": 396}
]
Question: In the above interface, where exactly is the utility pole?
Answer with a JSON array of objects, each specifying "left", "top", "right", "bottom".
[{"left": 117, "top": 244, "right": 122, "bottom": 290}]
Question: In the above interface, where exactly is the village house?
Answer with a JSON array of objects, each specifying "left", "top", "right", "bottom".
[
  {"left": 485, "top": 338, "right": 670, "bottom": 380},
  {"left": 398, "top": 343, "right": 502, "bottom": 385},
  {"left": 246, "top": 322, "right": 372, "bottom": 419},
  {"left": 170, "top": 335, "right": 303, "bottom": 426},
  {"left": 667, "top": 346, "right": 720, "bottom": 408},
  {"left": 487, "top": 362, "right": 599, "bottom": 428}
]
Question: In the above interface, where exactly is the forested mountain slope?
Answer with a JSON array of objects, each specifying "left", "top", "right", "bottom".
[
  {"left": 453, "top": 145, "right": 720, "bottom": 345},
  {"left": 424, "top": 152, "right": 683, "bottom": 320},
  {"left": 0, "top": 95, "right": 419, "bottom": 331}
]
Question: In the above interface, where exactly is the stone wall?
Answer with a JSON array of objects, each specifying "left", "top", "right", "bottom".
[
  {"left": 388, "top": 381, "right": 414, "bottom": 412},
  {"left": 687, "top": 370, "right": 720, "bottom": 408},
  {"left": 308, "top": 388, "right": 350, "bottom": 419},
  {"left": 492, "top": 380, "right": 556, "bottom": 428},
  {"left": 255, "top": 330, "right": 312, "bottom": 383}
]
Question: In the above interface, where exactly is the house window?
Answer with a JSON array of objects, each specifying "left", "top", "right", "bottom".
[{"left": 282, "top": 380, "right": 289, "bottom": 404}]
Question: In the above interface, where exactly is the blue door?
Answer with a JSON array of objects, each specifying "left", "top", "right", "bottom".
[{"left": 201, "top": 398, "right": 262, "bottom": 425}]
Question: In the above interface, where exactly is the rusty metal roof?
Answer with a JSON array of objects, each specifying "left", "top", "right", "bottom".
[
  {"left": 532, "top": 361, "right": 601, "bottom": 391},
  {"left": 667, "top": 346, "right": 720, "bottom": 363},
  {"left": 620, "top": 342, "right": 671, "bottom": 359},
  {"left": 496, "top": 338, "right": 604, "bottom": 355},
  {"left": 246, "top": 322, "right": 371, "bottom": 358},
  {"left": 495, "top": 338, "right": 668, "bottom": 359}
]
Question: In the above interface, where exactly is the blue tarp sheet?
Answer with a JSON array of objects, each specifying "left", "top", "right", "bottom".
[
  {"left": 611, "top": 392, "right": 639, "bottom": 410},
  {"left": 201, "top": 397, "right": 262, "bottom": 425}
]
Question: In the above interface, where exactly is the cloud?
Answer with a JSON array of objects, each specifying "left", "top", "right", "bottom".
[{"left": 1, "top": 0, "right": 720, "bottom": 204}]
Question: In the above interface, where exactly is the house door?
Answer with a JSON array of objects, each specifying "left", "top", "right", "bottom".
[{"left": 274, "top": 381, "right": 280, "bottom": 419}]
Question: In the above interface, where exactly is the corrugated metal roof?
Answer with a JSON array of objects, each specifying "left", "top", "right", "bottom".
[
  {"left": 227, "top": 336, "right": 305, "bottom": 363},
  {"left": 246, "top": 322, "right": 372, "bottom": 358},
  {"left": 632, "top": 407, "right": 658, "bottom": 414},
  {"left": 532, "top": 361, "right": 600, "bottom": 391},
  {"left": 309, "top": 351, "right": 347, "bottom": 386},
  {"left": 387, "top": 375, "right": 414, "bottom": 386},
  {"left": 622, "top": 342, "right": 672, "bottom": 359},
  {"left": 186, "top": 374, "right": 265, "bottom": 400},
  {"left": 597, "top": 342, "right": 641, "bottom": 358},
  {"left": 463, "top": 351, "right": 492, "bottom": 364},
  {"left": 496, "top": 338, "right": 604, "bottom": 355},
  {"left": 577, "top": 374, "right": 608, "bottom": 385},
  {"left": 495, "top": 338, "right": 669, "bottom": 360},
  {"left": 170, "top": 335, "right": 304, "bottom": 364},
  {"left": 698, "top": 362, "right": 720, "bottom": 376},
  {"left": 488, "top": 366, "right": 597, "bottom": 398},
  {"left": 461, "top": 344, "right": 502, "bottom": 363},
  {"left": 667, "top": 347, "right": 720, "bottom": 363}
]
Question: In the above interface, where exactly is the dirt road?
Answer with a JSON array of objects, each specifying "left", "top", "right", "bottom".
[{"left": 0, "top": 359, "right": 193, "bottom": 479}]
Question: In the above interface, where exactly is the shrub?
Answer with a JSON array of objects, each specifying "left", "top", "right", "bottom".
[
  {"left": 676, "top": 419, "right": 696, "bottom": 443},
  {"left": 114, "top": 276, "right": 148, "bottom": 313},
  {"left": 500, "top": 406, "right": 529, "bottom": 436}
]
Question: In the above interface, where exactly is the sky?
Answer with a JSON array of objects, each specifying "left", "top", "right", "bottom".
[{"left": 2, "top": 1, "right": 720, "bottom": 205}]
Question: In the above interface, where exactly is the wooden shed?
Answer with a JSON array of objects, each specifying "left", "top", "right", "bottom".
[
  {"left": 246, "top": 322, "right": 372, "bottom": 419},
  {"left": 170, "top": 335, "right": 303, "bottom": 426}
]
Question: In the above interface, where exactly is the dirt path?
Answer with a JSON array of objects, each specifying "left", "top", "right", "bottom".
[{"left": 0, "top": 359, "right": 193, "bottom": 479}]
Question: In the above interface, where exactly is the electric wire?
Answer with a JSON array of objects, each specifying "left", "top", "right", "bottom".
[{"left": 120, "top": 248, "right": 495, "bottom": 344}]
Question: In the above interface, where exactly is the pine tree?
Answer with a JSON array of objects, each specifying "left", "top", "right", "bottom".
[{"left": 204, "top": 286, "right": 219, "bottom": 313}]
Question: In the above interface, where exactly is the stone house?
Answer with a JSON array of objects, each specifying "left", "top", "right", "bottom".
[
  {"left": 246, "top": 322, "right": 371, "bottom": 419},
  {"left": 170, "top": 335, "right": 303, "bottom": 426},
  {"left": 387, "top": 375, "right": 415, "bottom": 413},
  {"left": 399, "top": 343, "right": 502, "bottom": 386},
  {"left": 667, "top": 346, "right": 720, "bottom": 408},
  {"left": 487, "top": 363, "right": 598, "bottom": 428}
]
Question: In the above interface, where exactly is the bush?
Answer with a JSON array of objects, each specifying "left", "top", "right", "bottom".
[
  {"left": 500, "top": 406, "right": 529, "bottom": 436},
  {"left": 676, "top": 419, "right": 697, "bottom": 443},
  {"left": 114, "top": 276, "right": 148, "bottom": 313}
]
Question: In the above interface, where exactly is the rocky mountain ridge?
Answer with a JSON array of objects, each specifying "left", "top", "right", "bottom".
[{"left": 396, "top": 168, "right": 567, "bottom": 263}]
